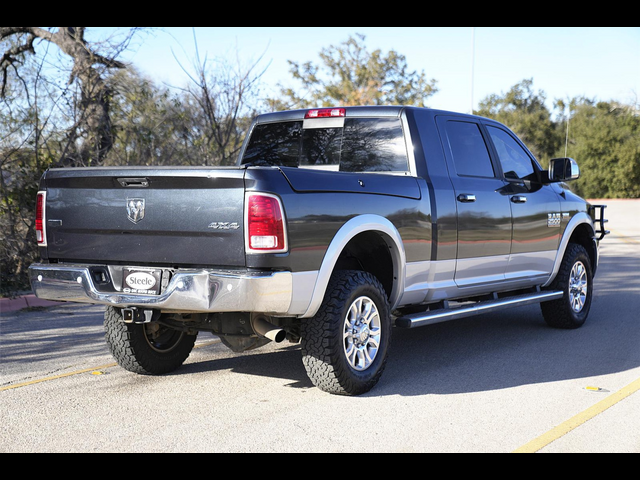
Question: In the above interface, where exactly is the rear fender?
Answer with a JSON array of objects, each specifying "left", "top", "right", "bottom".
[{"left": 301, "top": 215, "right": 406, "bottom": 319}]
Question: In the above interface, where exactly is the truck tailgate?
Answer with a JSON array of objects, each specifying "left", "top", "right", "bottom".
[{"left": 43, "top": 167, "right": 247, "bottom": 267}]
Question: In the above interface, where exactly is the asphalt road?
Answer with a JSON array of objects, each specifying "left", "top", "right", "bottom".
[{"left": 1, "top": 200, "right": 639, "bottom": 453}]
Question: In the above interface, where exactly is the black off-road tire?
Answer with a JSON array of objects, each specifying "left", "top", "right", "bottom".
[
  {"left": 104, "top": 307, "right": 197, "bottom": 375},
  {"left": 541, "top": 243, "right": 594, "bottom": 330},
  {"left": 301, "top": 271, "right": 392, "bottom": 396}
]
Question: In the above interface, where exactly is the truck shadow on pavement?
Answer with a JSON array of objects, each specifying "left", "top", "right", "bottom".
[
  {"left": 175, "top": 253, "right": 639, "bottom": 397},
  {"left": 1, "top": 305, "right": 109, "bottom": 379},
  {"left": 177, "top": 344, "right": 313, "bottom": 390},
  {"left": 383, "top": 252, "right": 639, "bottom": 397}
]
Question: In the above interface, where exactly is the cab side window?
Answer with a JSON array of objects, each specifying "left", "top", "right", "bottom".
[
  {"left": 487, "top": 126, "right": 536, "bottom": 181},
  {"left": 445, "top": 121, "right": 495, "bottom": 178}
]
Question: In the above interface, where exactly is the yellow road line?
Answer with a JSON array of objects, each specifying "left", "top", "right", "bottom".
[
  {"left": 608, "top": 228, "right": 640, "bottom": 245},
  {"left": 0, "top": 364, "right": 119, "bottom": 392},
  {"left": 514, "top": 377, "right": 640, "bottom": 453},
  {"left": 0, "top": 340, "right": 221, "bottom": 393}
]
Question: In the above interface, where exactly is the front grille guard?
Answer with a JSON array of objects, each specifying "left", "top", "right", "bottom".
[{"left": 589, "top": 205, "right": 610, "bottom": 241}]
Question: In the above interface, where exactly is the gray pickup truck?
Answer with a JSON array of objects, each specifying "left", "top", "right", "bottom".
[{"left": 29, "top": 106, "right": 608, "bottom": 396}]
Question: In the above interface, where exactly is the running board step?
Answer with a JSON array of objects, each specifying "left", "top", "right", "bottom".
[{"left": 395, "top": 291, "right": 564, "bottom": 329}]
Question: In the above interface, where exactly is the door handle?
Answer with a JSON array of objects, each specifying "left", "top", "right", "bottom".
[
  {"left": 457, "top": 194, "right": 477, "bottom": 203},
  {"left": 511, "top": 195, "right": 528, "bottom": 204},
  {"left": 118, "top": 178, "right": 150, "bottom": 188}
]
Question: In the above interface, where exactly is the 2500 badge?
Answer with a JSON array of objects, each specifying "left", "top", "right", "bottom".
[{"left": 123, "top": 269, "right": 162, "bottom": 295}]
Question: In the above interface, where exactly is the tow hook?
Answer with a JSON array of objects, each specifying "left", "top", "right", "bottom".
[{"left": 122, "top": 308, "right": 158, "bottom": 325}]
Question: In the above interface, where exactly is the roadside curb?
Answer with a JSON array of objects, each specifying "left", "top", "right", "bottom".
[{"left": 0, "top": 295, "right": 62, "bottom": 314}]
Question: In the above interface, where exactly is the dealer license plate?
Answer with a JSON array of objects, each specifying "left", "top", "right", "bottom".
[{"left": 122, "top": 268, "right": 163, "bottom": 295}]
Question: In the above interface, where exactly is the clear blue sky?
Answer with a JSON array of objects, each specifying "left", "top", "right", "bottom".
[{"left": 109, "top": 27, "right": 639, "bottom": 115}]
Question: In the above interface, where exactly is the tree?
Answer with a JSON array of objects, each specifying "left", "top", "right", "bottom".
[
  {"left": 1, "top": 36, "right": 65, "bottom": 295},
  {"left": 1, "top": 27, "right": 143, "bottom": 294},
  {"left": 169, "top": 29, "right": 268, "bottom": 166},
  {"left": 478, "top": 80, "right": 639, "bottom": 199},
  {"left": 476, "top": 79, "right": 562, "bottom": 166},
  {"left": 105, "top": 68, "right": 183, "bottom": 167},
  {"left": 558, "top": 99, "right": 640, "bottom": 199},
  {"left": 1, "top": 27, "right": 143, "bottom": 166},
  {"left": 274, "top": 33, "right": 438, "bottom": 109}
]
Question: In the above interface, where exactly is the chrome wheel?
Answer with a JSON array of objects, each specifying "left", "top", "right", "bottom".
[
  {"left": 569, "top": 261, "right": 589, "bottom": 313},
  {"left": 302, "top": 271, "right": 391, "bottom": 396},
  {"left": 542, "top": 244, "right": 593, "bottom": 330},
  {"left": 343, "top": 296, "right": 382, "bottom": 372}
]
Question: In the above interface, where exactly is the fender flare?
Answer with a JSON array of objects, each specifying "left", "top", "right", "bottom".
[
  {"left": 543, "top": 212, "right": 597, "bottom": 288},
  {"left": 301, "top": 215, "right": 407, "bottom": 319}
]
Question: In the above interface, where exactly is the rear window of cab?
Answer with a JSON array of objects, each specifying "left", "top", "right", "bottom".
[{"left": 242, "top": 118, "right": 410, "bottom": 173}]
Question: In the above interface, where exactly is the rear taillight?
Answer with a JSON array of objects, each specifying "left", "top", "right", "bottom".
[
  {"left": 36, "top": 191, "right": 47, "bottom": 246},
  {"left": 246, "top": 194, "right": 287, "bottom": 253}
]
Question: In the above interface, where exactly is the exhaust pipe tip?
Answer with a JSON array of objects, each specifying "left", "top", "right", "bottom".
[{"left": 251, "top": 316, "right": 286, "bottom": 344}]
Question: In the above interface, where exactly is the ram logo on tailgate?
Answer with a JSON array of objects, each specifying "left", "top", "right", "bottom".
[{"left": 127, "top": 198, "right": 146, "bottom": 224}]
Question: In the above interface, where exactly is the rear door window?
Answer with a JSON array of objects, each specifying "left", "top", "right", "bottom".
[{"left": 444, "top": 121, "right": 496, "bottom": 178}]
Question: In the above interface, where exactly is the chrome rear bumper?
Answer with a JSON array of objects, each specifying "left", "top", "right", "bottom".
[{"left": 29, "top": 264, "right": 293, "bottom": 314}]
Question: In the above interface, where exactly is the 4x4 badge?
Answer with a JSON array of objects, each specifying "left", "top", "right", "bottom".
[{"left": 127, "top": 198, "right": 146, "bottom": 224}]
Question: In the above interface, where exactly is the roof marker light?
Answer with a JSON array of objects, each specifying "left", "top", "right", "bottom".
[{"left": 305, "top": 108, "right": 346, "bottom": 119}]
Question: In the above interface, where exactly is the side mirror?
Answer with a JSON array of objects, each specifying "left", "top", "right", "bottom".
[{"left": 549, "top": 158, "right": 580, "bottom": 183}]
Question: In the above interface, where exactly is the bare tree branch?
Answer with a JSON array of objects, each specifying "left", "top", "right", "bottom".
[
  {"left": 1, "top": 27, "right": 142, "bottom": 165},
  {"left": 1, "top": 29, "right": 38, "bottom": 96},
  {"left": 171, "top": 28, "right": 269, "bottom": 165}
]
